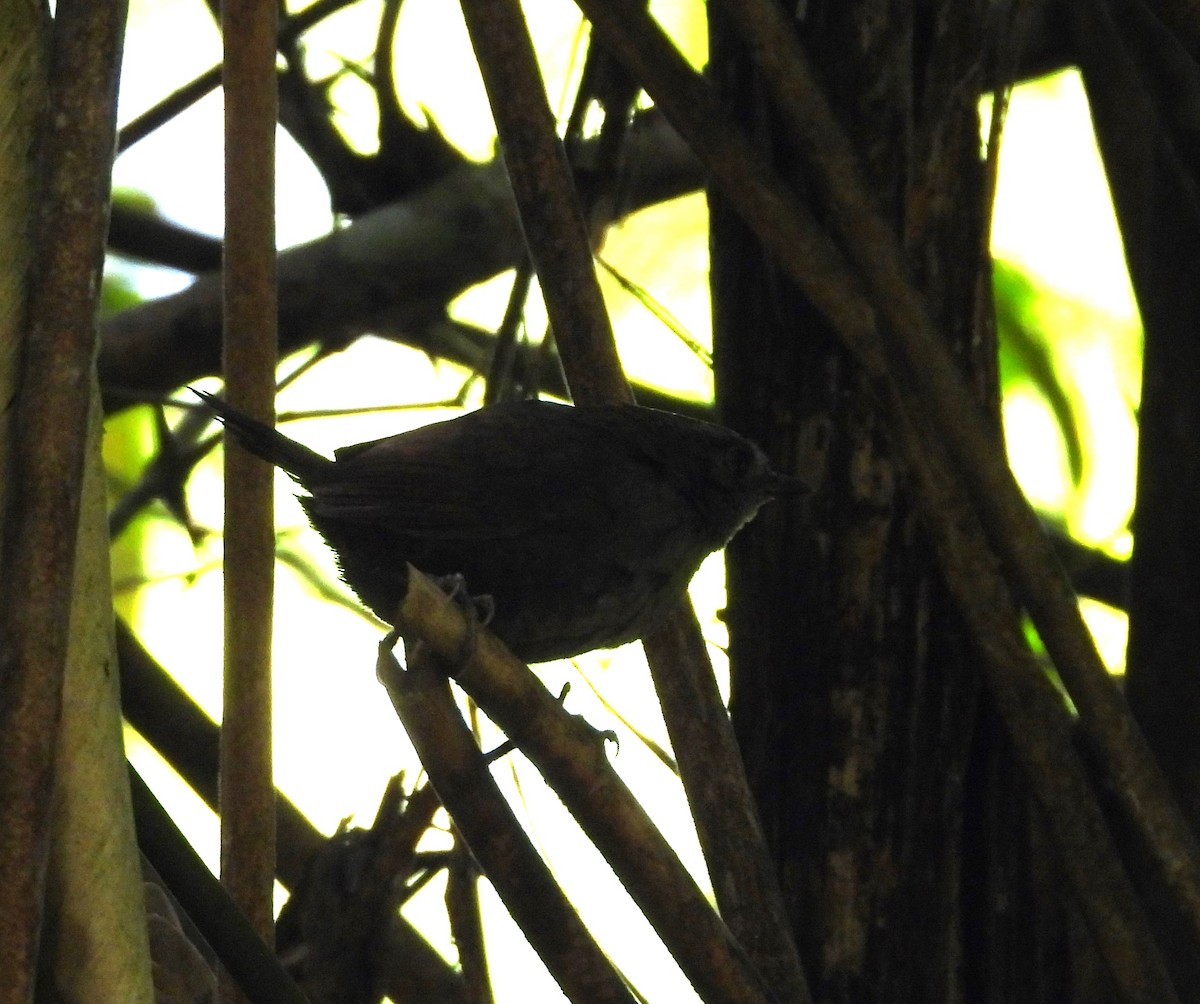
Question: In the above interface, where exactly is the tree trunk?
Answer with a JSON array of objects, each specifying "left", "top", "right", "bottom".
[{"left": 710, "top": 2, "right": 1077, "bottom": 999}]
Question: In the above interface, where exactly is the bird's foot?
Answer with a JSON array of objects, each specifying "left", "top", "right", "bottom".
[{"left": 432, "top": 574, "right": 495, "bottom": 673}]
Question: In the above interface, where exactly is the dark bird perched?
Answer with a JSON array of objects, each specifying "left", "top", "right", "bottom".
[{"left": 195, "top": 390, "right": 802, "bottom": 663}]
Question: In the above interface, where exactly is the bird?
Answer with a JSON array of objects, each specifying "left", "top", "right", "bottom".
[{"left": 194, "top": 390, "right": 801, "bottom": 663}]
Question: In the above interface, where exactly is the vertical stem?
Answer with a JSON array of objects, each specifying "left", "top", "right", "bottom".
[{"left": 219, "top": 1, "right": 278, "bottom": 998}]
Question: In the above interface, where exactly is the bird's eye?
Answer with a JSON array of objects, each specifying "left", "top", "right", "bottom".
[{"left": 724, "top": 442, "right": 758, "bottom": 484}]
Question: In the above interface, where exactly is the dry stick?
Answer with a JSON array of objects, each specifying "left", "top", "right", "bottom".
[
  {"left": 708, "top": 0, "right": 1200, "bottom": 959},
  {"left": 219, "top": 0, "right": 279, "bottom": 995},
  {"left": 445, "top": 835, "right": 491, "bottom": 1004},
  {"left": 393, "top": 569, "right": 774, "bottom": 1004},
  {"left": 377, "top": 631, "right": 638, "bottom": 1004},
  {"left": 572, "top": 0, "right": 1189, "bottom": 996},
  {"left": 458, "top": 4, "right": 810, "bottom": 999},
  {"left": 0, "top": 2, "right": 125, "bottom": 997}
]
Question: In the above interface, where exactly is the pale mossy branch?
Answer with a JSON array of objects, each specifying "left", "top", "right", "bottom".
[{"left": 41, "top": 387, "right": 154, "bottom": 1003}]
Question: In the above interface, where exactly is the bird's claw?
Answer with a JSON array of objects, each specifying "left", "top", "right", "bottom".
[{"left": 432, "top": 574, "right": 494, "bottom": 673}]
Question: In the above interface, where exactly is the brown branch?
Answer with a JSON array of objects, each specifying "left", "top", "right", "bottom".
[
  {"left": 107, "top": 204, "right": 223, "bottom": 272},
  {"left": 130, "top": 769, "right": 309, "bottom": 1004},
  {"left": 392, "top": 568, "right": 775, "bottom": 1004},
  {"left": 445, "top": 834, "right": 492, "bottom": 1004},
  {"left": 641, "top": 607, "right": 811, "bottom": 1002},
  {"left": 1069, "top": 2, "right": 1200, "bottom": 989},
  {"left": 116, "top": 618, "right": 321, "bottom": 886},
  {"left": 219, "top": 0, "right": 279, "bottom": 988},
  {"left": 458, "top": 0, "right": 628, "bottom": 406}
]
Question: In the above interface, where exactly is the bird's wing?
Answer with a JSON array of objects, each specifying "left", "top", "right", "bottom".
[{"left": 303, "top": 402, "right": 633, "bottom": 540}]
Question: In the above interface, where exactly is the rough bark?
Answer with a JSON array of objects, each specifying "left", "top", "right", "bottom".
[{"left": 711, "top": 2, "right": 1073, "bottom": 999}]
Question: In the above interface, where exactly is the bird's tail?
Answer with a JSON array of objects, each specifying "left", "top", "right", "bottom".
[{"left": 192, "top": 388, "right": 333, "bottom": 484}]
